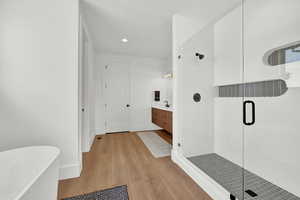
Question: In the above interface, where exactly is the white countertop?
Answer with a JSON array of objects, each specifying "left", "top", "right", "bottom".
[{"left": 152, "top": 104, "right": 173, "bottom": 112}]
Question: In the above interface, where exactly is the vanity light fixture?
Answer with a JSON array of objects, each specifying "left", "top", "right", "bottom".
[
  {"left": 121, "top": 38, "right": 128, "bottom": 43},
  {"left": 163, "top": 73, "right": 173, "bottom": 79}
]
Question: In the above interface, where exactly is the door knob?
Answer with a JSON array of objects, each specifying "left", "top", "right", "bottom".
[{"left": 126, "top": 104, "right": 130, "bottom": 107}]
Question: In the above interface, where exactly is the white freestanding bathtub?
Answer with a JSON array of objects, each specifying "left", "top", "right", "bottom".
[{"left": 0, "top": 146, "right": 60, "bottom": 200}]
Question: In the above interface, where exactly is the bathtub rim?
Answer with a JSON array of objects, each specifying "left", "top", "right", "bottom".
[{"left": 0, "top": 146, "right": 60, "bottom": 200}]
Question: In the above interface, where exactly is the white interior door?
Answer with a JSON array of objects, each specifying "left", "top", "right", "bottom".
[
  {"left": 104, "top": 63, "right": 130, "bottom": 133},
  {"left": 81, "top": 41, "right": 90, "bottom": 151},
  {"left": 79, "top": 29, "right": 90, "bottom": 153}
]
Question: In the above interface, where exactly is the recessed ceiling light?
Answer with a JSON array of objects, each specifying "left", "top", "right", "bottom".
[{"left": 121, "top": 38, "right": 128, "bottom": 43}]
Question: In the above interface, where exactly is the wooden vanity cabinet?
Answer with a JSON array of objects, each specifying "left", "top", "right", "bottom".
[{"left": 152, "top": 107, "right": 172, "bottom": 133}]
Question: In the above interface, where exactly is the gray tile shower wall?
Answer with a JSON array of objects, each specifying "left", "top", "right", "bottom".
[{"left": 218, "top": 79, "right": 288, "bottom": 97}]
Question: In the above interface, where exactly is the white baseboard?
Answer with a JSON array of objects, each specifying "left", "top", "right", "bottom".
[
  {"left": 130, "top": 128, "right": 163, "bottom": 132},
  {"left": 171, "top": 150, "right": 231, "bottom": 200},
  {"left": 94, "top": 129, "right": 106, "bottom": 135},
  {"left": 59, "top": 163, "right": 81, "bottom": 180}
]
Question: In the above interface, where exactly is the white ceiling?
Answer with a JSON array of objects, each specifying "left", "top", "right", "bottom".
[{"left": 81, "top": 0, "right": 241, "bottom": 59}]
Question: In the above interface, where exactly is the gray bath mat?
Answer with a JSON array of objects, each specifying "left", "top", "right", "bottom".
[
  {"left": 137, "top": 132, "right": 171, "bottom": 158},
  {"left": 62, "top": 185, "right": 129, "bottom": 200}
]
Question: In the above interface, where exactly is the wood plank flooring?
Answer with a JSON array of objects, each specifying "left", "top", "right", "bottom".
[{"left": 58, "top": 132, "right": 212, "bottom": 200}]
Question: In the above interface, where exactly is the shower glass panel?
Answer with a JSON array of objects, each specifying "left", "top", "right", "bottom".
[
  {"left": 178, "top": 0, "right": 300, "bottom": 199},
  {"left": 178, "top": 1, "right": 245, "bottom": 198},
  {"left": 243, "top": 0, "right": 300, "bottom": 199}
]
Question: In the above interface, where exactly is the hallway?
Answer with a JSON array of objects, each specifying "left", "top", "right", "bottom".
[{"left": 58, "top": 132, "right": 212, "bottom": 200}]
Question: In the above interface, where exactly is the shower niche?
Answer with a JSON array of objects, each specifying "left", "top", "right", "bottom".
[{"left": 174, "top": 1, "right": 300, "bottom": 200}]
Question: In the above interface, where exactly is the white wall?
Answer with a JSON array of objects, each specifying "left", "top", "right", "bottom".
[
  {"left": 214, "top": 6, "right": 243, "bottom": 86},
  {"left": 164, "top": 57, "right": 173, "bottom": 105},
  {"left": 87, "top": 41, "right": 96, "bottom": 148},
  {"left": 172, "top": 15, "right": 204, "bottom": 51},
  {"left": 214, "top": 0, "right": 300, "bottom": 196},
  {"left": 95, "top": 53, "right": 170, "bottom": 133},
  {"left": 214, "top": 0, "right": 300, "bottom": 85},
  {"left": 175, "top": 0, "right": 300, "bottom": 197},
  {"left": 94, "top": 60, "right": 106, "bottom": 134},
  {"left": 214, "top": 98, "right": 244, "bottom": 166},
  {"left": 213, "top": 3, "right": 244, "bottom": 166},
  {"left": 172, "top": 15, "right": 205, "bottom": 153},
  {"left": 243, "top": 0, "right": 300, "bottom": 83},
  {"left": 177, "top": 26, "right": 215, "bottom": 157},
  {"left": 0, "top": 0, "right": 80, "bottom": 179},
  {"left": 243, "top": 0, "right": 300, "bottom": 196},
  {"left": 79, "top": 14, "right": 96, "bottom": 152}
]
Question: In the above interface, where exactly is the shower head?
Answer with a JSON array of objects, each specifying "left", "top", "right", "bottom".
[{"left": 195, "top": 53, "right": 205, "bottom": 60}]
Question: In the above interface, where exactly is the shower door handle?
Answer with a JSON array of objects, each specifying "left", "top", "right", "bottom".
[{"left": 243, "top": 100, "right": 255, "bottom": 126}]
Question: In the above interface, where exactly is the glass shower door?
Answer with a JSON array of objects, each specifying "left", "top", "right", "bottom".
[
  {"left": 243, "top": 0, "right": 300, "bottom": 199},
  {"left": 177, "top": 2, "right": 246, "bottom": 199}
]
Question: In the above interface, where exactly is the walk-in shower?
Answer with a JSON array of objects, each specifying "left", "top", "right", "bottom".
[{"left": 175, "top": 0, "right": 300, "bottom": 199}]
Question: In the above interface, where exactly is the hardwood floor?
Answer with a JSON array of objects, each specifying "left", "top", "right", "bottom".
[{"left": 58, "top": 132, "right": 212, "bottom": 200}]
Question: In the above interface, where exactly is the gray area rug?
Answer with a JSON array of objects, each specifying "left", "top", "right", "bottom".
[
  {"left": 137, "top": 131, "right": 171, "bottom": 158},
  {"left": 62, "top": 185, "right": 129, "bottom": 200}
]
